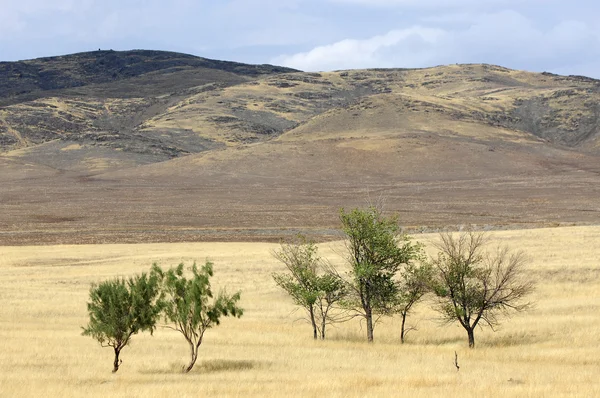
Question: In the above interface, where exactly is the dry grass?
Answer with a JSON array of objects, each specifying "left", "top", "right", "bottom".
[{"left": 1, "top": 226, "right": 600, "bottom": 397}]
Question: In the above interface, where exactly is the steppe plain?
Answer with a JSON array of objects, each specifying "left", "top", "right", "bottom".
[
  {"left": 1, "top": 227, "right": 599, "bottom": 397},
  {"left": 1, "top": 51, "right": 600, "bottom": 397}
]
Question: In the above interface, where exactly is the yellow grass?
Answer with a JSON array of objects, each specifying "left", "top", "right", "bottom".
[{"left": 1, "top": 226, "right": 599, "bottom": 397}]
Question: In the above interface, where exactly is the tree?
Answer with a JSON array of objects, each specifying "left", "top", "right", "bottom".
[
  {"left": 394, "top": 260, "right": 433, "bottom": 344},
  {"left": 82, "top": 272, "right": 162, "bottom": 373},
  {"left": 272, "top": 237, "right": 345, "bottom": 340},
  {"left": 152, "top": 261, "right": 243, "bottom": 373},
  {"left": 430, "top": 231, "right": 534, "bottom": 348},
  {"left": 337, "top": 207, "right": 422, "bottom": 342}
]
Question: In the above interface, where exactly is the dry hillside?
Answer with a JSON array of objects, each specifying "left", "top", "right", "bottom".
[{"left": 1, "top": 51, "right": 600, "bottom": 244}]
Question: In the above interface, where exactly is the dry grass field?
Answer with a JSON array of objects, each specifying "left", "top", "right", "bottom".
[{"left": 1, "top": 226, "right": 599, "bottom": 397}]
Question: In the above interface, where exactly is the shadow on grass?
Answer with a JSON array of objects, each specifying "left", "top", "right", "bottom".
[
  {"left": 409, "top": 336, "right": 466, "bottom": 346},
  {"left": 196, "top": 359, "right": 258, "bottom": 373},
  {"left": 480, "top": 332, "right": 542, "bottom": 348},
  {"left": 328, "top": 333, "right": 368, "bottom": 343},
  {"left": 141, "top": 359, "right": 265, "bottom": 375},
  {"left": 414, "top": 332, "right": 541, "bottom": 348}
]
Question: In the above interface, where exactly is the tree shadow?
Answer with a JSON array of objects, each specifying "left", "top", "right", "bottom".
[
  {"left": 196, "top": 359, "right": 258, "bottom": 373},
  {"left": 480, "top": 332, "right": 542, "bottom": 347},
  {"left": 140, "top": 359, "right": 265, "bottom": 375}
]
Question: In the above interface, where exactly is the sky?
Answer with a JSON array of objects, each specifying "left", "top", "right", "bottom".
[{"left": 1, "top": 0, "right": 599, "bottom": 77}]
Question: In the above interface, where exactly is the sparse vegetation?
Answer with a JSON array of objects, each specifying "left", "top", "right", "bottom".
[
  {"left": 2, "top": 227, "right": 600, "bottom": 396},
  {"left": 3, "top": 50, "right": 600, "bottom": 397}
]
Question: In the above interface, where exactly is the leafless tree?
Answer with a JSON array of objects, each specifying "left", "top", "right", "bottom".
[{"left": 430, "top": 231, "right": 534, "bottom": 348}]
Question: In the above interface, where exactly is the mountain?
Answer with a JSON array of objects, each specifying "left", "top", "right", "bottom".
[{"left": 1, "top": 51, "right": 600, "bottom": 245}]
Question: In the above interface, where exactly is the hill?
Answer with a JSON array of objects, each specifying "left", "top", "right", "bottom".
[{"left": 1, "top": 51, "right": 600, "bottom": 244}]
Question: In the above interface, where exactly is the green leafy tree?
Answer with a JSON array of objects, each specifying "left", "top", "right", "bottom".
[
  {"left": 337, "top": 207, "right": 422, "bottom": 342},
  {"left": 82, "top": 272, "right": 162, "bottom": 373},
  {"left": 152, "top": 261, "right": 243, "bottom": 373},
  {"left": 430, "top": 231, "right": 534, "bottom": 348},
  {"left": 394, "top": 260, "right": 433, "bottom": 343},
  {"left": 272, "top": 238, "right": 345, "bottom": 340}
]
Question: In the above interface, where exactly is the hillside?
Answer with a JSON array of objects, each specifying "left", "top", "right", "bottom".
[
  {"left": 0, "top": 50, "right": 297, "bottom": 161},
  {"left": 1, "top": 51, "right": 600, "bottom": 244}
]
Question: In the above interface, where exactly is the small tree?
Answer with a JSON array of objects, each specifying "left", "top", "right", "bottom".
[
  {"left": 394, "top": 260, "right": 433, "bottom": 343},
  {"left": 82, "top": 272, "right": 162, "bottom": 373},
  {"left": 152, "top": 261, "right": 243, "bottom": 373},
  {"left": 430, "top": 231, "right": 534, "bottom": 348},
  {"left": 338, "top": 207, "right": 421, "bottom": 342},
  {"left": 272, "top": 238, "right": 345, "bottom": 340}
]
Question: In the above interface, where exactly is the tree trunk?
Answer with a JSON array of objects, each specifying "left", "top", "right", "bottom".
[
  {"left": 309, "top": 306, "right": 317, "bottom": 340},
  {"left": 467, "top": 327, "right": 475, "bottom": 348},
  {"left": 366, "top": 308, "right": 374, "bottom": 343},
  {"left": 400, "top": 311, "right": 407, "bottom": 344},
  {"left": 185, "top": 343, "right": 199, "bottom": 373},
  {"left": 320, "top": 316, "right": 326, "bottom": 340},
  {"left": 112, "top": 347, "right": 122, "bottom": 373}
]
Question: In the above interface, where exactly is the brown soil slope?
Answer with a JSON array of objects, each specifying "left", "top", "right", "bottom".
[{"left": 1, "top": 55, "right": 600, "bottom": 244}]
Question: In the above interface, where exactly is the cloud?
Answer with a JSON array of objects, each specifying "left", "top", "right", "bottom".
[
  {"left": 329, "top": 0, "right": 550, "bottom": 8},
  {"left": 0, "top": 0, "right": 82, "bottom": 13},
  {"left": 209, "top": 1, "right": 334, "bottom": 47},
  {"left": 272, "top": 27, "right": 445, "bottom": 71},
  {"left": 0, "top": 0, "right": 598, "bottom": 79},
  {"left": 0, "top": 0, "right": 336, "bottom": 60},
  {"left": 273, "top": 10, "right": 600, "bottom": 75}
]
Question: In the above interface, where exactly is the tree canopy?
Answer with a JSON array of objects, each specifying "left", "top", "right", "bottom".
[
  {"left": 338, "top": 207, "right": 422, "bottom": 342},
  {"left": 152, "top": 261, "right": 243, "bottom": 372},
  {"left": 82, "top": 272, "right": 162, "bottom": 372}
]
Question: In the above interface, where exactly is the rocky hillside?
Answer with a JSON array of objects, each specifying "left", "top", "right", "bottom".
[
  {"left": 2, "top": 53, "right": 600, "bottom": 166},
  {"left": 0, "top": 50, "right": 297, "bottom": 160},
  {"left": 2, "top": 51, "right": 600, "bottom": 244}
]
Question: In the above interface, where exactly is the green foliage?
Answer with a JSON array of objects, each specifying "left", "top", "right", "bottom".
[
  {"left": 152, "top": 261, "right": 243, "bottom": 373},
  {"left": 272, "top": 237, "right": 345, "bottom": 339},
  {"left": 430, "top": 231, "right": 534, "bottom": 348},
  {"left": 394, "top": 260, "right": 433, "bottom": 343},
  {"left": 82, "top": 272, "right": 162, "bottom": 372},
  {"left": 273, "top": 239, "right": 321, "bottom": 309},
  {"left": 339, "top": 207, "right": 422, "bottom": 342},
  {"left": 396, "top": 262, "right": 432, "bottom": 308}
]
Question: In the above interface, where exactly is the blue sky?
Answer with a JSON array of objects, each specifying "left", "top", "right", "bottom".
[{"left": 1, "top": 0, "right": 599, "bottom": 77}]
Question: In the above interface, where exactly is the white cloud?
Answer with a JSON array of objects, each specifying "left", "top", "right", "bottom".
[
  {"left": 272, "top": 27, "right": 445, "bottom": 71},
  {"left": 0, "top": 0, "right": 88, "bottom": 14},
  {"left": 273, "top": 10, "right": 600, "bottom": 75},
  {"left": 207, "top": 0, "right": 337, "bottom": 48},
  {"left": 0, "top": 0, "right": 598, "bottom": 79},
  {"left": 329, "top": 0, "right": 550, "bottom": 7},
  {"left": 419, "top": 12, "right": 478, "bottom": 23}
]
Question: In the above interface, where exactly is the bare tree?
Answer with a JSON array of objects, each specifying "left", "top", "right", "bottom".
[{"left": 430, "top": 231, "right": 534, "bottom": 348}]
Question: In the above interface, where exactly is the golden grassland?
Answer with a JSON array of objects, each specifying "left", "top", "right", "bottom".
[{"left": 1, "top": 226, "right": 599, "bottom": 397}]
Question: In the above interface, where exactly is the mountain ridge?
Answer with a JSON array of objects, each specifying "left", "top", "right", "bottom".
[{"left": 1, "top": 50, "right": 600, "bottom": 245}]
